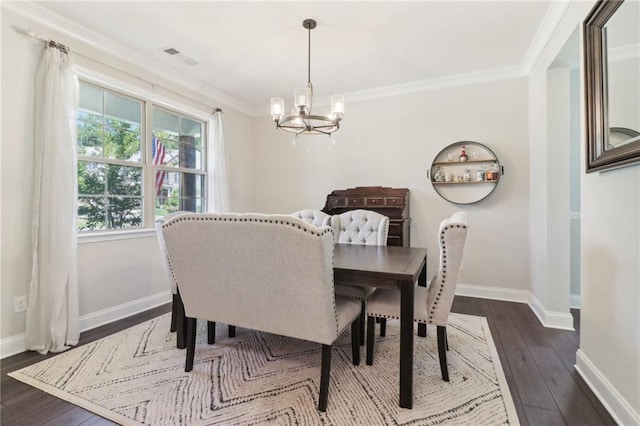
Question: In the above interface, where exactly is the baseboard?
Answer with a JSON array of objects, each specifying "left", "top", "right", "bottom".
[
  {"left": 1, "top": 290, "right": 172, "bottom": 359},
  {"left": 456, "top": 283, "right": 574, "bottom": 330},
  {"left": 0, "top": 334, "right": 27, "bottom": 359},
  {"left": 576, "top": 349, "right": 640, "bottom": 426},
  {"left": 529, "top": 292, "right": 575, "bottom": 330},
  {"left": 78, "top": 291, "right": 172, "bottom": 332},
  {"left": 456, "top": 283, "right": 530, "bottom": 303}
]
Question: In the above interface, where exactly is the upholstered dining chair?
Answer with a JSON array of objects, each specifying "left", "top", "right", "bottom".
[
  {"left": 331, "top": 209, "right": 390, "bottom": 345},
  {"left": 155, "top": 212, "right": 235, "bottom": 346},
  {"left": 365, "top": 211, "right": 468, "bottom": 381},
  {"left": 160, "top": 213, "right": 362, "bottom": 412},
  {"left": 290, "top": 209, "right": 331, "bottom": 228},
  {"left": 155, "top": 212, "right": 184, "bottom": 333}
]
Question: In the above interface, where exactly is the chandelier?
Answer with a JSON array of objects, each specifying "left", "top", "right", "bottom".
[{"left": 270, "top": 19, "right": 344, "bottom": 136}]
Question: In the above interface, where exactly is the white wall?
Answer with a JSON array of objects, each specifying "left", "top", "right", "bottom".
[
  {"left": 1, "top": 9, "right": 254, "bottom": 344},
  {"left": 252, "top": 77, "right": 530, "bottom": 292},
  {"left": 529, "top": 1, "right": 640, "bottom": 423}
]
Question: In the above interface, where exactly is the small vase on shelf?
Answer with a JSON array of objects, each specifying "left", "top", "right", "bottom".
[
  {"left": 459, "top": 146, "right": 468, "bottom": 162},
  {"left": 486, "top": 163, "right": 499, "bottom": 181}
]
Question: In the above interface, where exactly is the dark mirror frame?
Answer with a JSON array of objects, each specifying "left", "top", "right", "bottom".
[{"left": 584, "top": 0, "right": 640, "bottom": 172}]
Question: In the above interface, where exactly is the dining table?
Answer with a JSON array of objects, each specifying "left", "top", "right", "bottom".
[{"left": 333, "top": 243, "right": 428, "bottom": 409}]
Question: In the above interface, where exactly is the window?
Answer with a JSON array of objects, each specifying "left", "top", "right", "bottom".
[
  {"left": 76, "top": 81, "right": 207, "bottom": 232},
  {"left": 152, "top": 108, "right": 206, "bottom": 217}
]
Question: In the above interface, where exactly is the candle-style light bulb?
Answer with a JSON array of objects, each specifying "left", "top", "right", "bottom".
[
  {"left": 294, "top": 87, "right": 310, "bottom": 114},
  {"left": 330, "top": 95, "right": 344, "bottom": 120},
  {"left": 270, "top": 97, "right": 284, "bottom": 122}
]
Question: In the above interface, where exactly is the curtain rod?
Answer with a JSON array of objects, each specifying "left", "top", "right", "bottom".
[{"left": 16, "top": 27, "right": 223, "bottom": 116}]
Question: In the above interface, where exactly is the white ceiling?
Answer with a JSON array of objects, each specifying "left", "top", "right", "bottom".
[{"left": 29, "top": 1, "right": 554, "bottom": 115}]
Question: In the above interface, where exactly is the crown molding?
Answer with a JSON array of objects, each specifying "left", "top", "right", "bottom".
[
  {"left": 3, "top": 1, "right": 253, "bottom": 116},
  {"left": 7, "top": 0, "right": 570, "bottom": 118},
  {"left": 257, "top": 65, "right": 527, "bottom": 116},
  {"left": 522, "top": 0, "right": 572, "bottom": 73}
]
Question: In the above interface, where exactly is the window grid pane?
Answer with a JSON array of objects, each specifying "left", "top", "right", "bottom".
[
  {"left": 155, "top": 172, "right": 206, "bottom": 219},
  {"left": 77, "top": 82, "right": 142, "bottom": 163}
]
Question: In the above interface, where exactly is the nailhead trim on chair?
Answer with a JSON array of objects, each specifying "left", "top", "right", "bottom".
[
  {"left": 164, "top": 214, "right": 334, "bottom": 238},
  {"left": 427, "top": 224, "right": 467, "bottom": 323}
]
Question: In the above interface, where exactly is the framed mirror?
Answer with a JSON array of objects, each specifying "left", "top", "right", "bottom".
[{"left": 584, "top": 0, "right": 640, "bottom": 172}]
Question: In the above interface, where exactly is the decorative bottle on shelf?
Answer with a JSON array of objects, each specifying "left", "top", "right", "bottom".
[
  {"left": 433, "top": 167, "right": 443, "bottom": 182},
  {"left": 476, "top": 165, "right": 486, "bottom": 181},
  {"left": 463, "top": 169, "right": 471, "bottom": 182},
  {"left": 459, "top": 146, "right": 468, "bottom": 162},
  {"left": 486, "top": 163, "right": 499, "bottom": 181}
]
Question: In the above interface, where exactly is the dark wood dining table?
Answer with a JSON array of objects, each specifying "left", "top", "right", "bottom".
[{"left": 333, "top": 243, "right": 428, "bottom": 409}]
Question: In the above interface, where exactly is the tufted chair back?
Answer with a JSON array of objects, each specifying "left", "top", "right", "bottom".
[
  {"left": 331, "top": 209, "right": 389, "bottom": 246},
  {"left": 290, "top": 209, "right": 331, "bottom": 228},
  {"left": 425, "top": 212, "right": 468, "bottom": 326},
  {"left": 161, "top": 213, "right": 348, "bottom": 346}
]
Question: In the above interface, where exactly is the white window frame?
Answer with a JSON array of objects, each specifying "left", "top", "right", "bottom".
[{"left": 76, "top": 71, "right": 210, "bottom": 243}]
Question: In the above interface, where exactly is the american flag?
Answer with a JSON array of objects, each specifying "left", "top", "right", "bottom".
[{"left": 152, "top": 137, "right": 166, "bottom": 196}]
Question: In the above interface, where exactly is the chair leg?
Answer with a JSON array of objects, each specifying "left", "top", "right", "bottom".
[
  {"left": 185, "top": 317, "right": 197, "bottom": 372},
  {"left": 445, "top": 328, "right": 449, "bottom": 351},
  {"left": 318, "top": 344, "right": 332, "bottom": 412},
  {"left": 207, "top": 321, "right": 216, "bottom": 344},
  {"left": 176, "top": 292, "right": 187, "bottom": 349},
  {"left": 351, "top": 316, "right": 360, "bottom": 365},
  {"left": 366, "top": 316, "right": 376, "bottom": 365},
  {"left": 359, "top": 301, "right": 366, "bottom": 346},
  {"left": 380, "top": 318, "right": 387, "bottom": 337},
  {"left": 228, "top": 325, "right": 236, "bottom": 337},
  {"left": 418, "top": 323, "right": 427, "bottom": 338},
  {"left": 170, "top": 294, "right": 178, "bottom": 332},
  {"left": 437, "top": 326, "right": 449, "bottom": 381}
]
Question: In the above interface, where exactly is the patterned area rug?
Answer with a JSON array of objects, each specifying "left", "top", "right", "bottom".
[{"left": 9, "top": 313, "right": 518, "bottom": 425}]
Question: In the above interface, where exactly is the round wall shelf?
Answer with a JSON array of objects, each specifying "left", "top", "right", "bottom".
[{"left": 429, "top": 141, "right": 503, "bottom": 204}]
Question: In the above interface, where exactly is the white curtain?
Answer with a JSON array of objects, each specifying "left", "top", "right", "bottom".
[
  {"left": 26, "top": 44, "right": 79, "bottom": 354},
  {"left": 208, "top": 110, "right": 230, "bottom": 213}
]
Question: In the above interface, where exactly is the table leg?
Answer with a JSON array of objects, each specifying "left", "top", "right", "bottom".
[
  {"left": 399, "top": 279, "right": 414, "bottom": 409},
  {"left": 417, "top": 261, "right": 427, "bottom": 338}
]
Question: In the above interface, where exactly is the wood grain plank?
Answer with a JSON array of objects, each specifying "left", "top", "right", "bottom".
[
  {"left": 542, "top": 327, "right": 579, "bottom": 371},
  {"left": 527, "top": 345, "right": 605, "bottom": 426},
  {"left": 570, "top": 370, "right": 618, "bottom": 426},
  {"left": 78, "top": 416, "right": 118, "bottom": 425},
  {"left": 524, "top": 404, "right": 568, "bottom": 426},
  {"left": 505, "top": 374, "right": 530, "bottom": 426},
  {"left": 487, "top": 300, "right": 558, "bottom": 411},
  {"left": 1, "top": 392, "right": 69, "bottom": 424},
  {"left": 44, "top": 405, "right": 96, "bottom": 426}
]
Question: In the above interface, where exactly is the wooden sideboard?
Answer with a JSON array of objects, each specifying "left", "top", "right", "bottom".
[{"left": 322, "top": 186, "right": 410, "bottom": 247}]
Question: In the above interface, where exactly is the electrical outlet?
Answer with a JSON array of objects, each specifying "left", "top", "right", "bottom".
[{"left": 14, "top": 295, "right": 27, "bottom": 313}]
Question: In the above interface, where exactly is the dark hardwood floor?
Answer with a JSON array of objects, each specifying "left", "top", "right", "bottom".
[{"left": 1, "top": 297, "right": 616, "bottom": 425}]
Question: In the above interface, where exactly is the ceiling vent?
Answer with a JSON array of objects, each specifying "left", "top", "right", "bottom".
[{"left": 160, "top": 47, "right": 198, "bottom": 66}]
